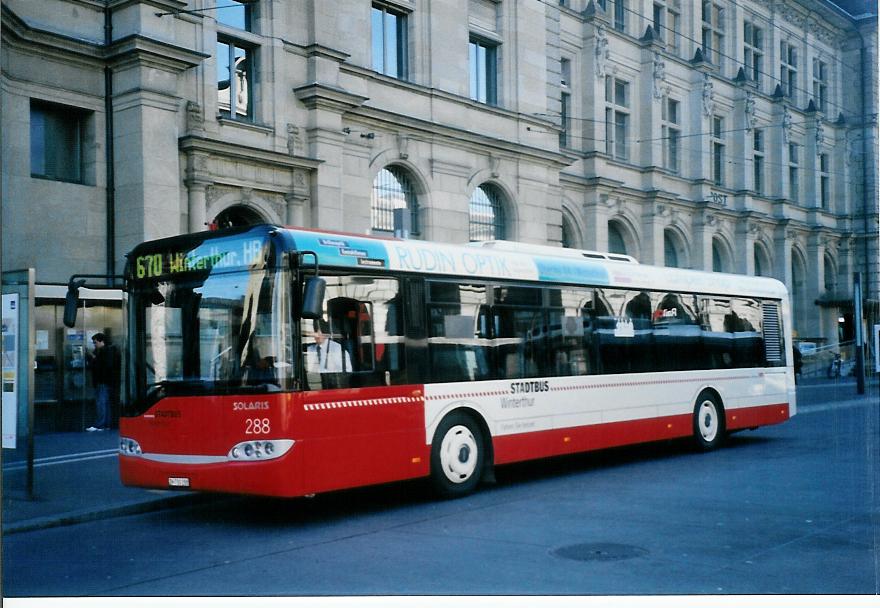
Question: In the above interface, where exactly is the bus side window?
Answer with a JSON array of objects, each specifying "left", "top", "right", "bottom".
[
  {"left": 652, "top": 292, "right": 700, "bottom": 372},
  {"left": 426, "top": 281, "right": 489, "bottom": 383},
  {"left": 546, "top": 286, "right": 592, "bottom": 377},
  {"left": 492, "top": 285, "right": 545, "bottom": 379}
]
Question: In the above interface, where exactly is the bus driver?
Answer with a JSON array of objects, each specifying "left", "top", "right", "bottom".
[{"left": 307, "top": 319, "right": 351, "bottom": 374}]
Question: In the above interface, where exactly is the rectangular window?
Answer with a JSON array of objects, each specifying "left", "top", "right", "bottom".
[
  {"left": 701, "top": 0, "right": 725, "bottom": 70},
  {"left": 216, "top": 0, "right": 253, "bottom": 31},
  {"left": 560, "top": 92, "right": 571, "bottom": 149},
  {"left": 560, "top": 58, "right": 571, "bottom": 87},
  {"left": 614, "top": 0, "right": 626, "bottom": 32},
  {"left": 653, "top": 2, "right": 664, "bottom": 40},
  {"left": 604, "top": 76, "right": 630, "bottom": 160},
  {"left": 372, "top": 4, "right": 408, "bottom": 79},
  {"left": 743, "top": 20, "right": 763, "bottom": 88},
  {"left": 702, "top": 297, "right": 765, "bottom": 369},
  {"left": 667, "top": 5, "right": 680, "bottom": 56},
  {"left": 545, "top": 287, "right": 596, "bottom": 377},
  {"left": 560, "top": 58, "right": 571, "bottom": 148},
  {"left": 662, "top": 97, "right": 680, "bottom": 172},
  {"left": 812, "top": 58, "right": 827, "bottom": 112},
  {"left": 788, "top": 143, "right": 800, "bottom": 202},
  {"left": 301, "top": 276, "right": 403, "bottom": 389},
  {"left": 469, "top": 38, "right": 498, "bottom": 105},
  {"left": 30, "top": 101, "right": 87, "bottom": 183},
  {"left": 819, "top": 153, "right": 830, "bottom": 209},
  {"left": 493, "top": 285, "right": 548, "bottom": 379},
  {"left": 780, "top": 41, "right": 798, "bottom": 101},
  {"left": 753, "top": 128, "right": 764, "bottom": 195},
  {"left": 427, "top": 282, "right": 491, "bottom": 383},
  {"left": 712, "top": 115, "right": 725, "bottom": 186},
  {"left": 217, "top": 39, "right": 254, "bottom": 120}
]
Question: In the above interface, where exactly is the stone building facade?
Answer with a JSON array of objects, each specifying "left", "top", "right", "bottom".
[{"left": 1, "top": 0, "right": 878, "bottom": 422}]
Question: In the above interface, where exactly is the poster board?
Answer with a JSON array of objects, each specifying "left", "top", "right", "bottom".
[{"left": 2, "top": 293, "right": 18, "bottom": 448}]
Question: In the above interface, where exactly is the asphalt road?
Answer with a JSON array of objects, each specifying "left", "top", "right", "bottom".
[{"left": 2, "top": 385, "right": 877, "bottom": 597}]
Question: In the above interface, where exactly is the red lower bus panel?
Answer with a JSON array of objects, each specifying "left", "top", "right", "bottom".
[
  {"left": 119, "top": 449, "right": 305, "bottom": 497},
  {"left": 493, "top": 414, "right": 692, "bottom": 465},
  {"left": 726, "top": 403, "right": 789, "bottom": 431},
  {"left": 493, "top": 403, "right": 790, "bottom": 466}
]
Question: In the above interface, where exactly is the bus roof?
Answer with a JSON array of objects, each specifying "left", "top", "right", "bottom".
[
  {"left": 127, "top": 225, "right": 787, "bottom": 300},
  {"left": 278, "top": 226, "right": 788, "bottom": 300}
]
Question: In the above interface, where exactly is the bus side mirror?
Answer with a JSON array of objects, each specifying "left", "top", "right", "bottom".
[
  {"left": 301, "top": 276, "right": 326, "bottom": 320},
  {"left": 63, "top": 279, "right": 87, "bottom": 328}
]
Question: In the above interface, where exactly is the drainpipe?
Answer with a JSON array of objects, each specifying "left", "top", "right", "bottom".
[
  {"left": 856, "top": 27, "right": 873, "bottom": 393},
  {"left": 104, "top": 4, "right": 115, "bottom": 283},
  {"left": 857, "top": 29, "right": 872, "bottom": 303}
]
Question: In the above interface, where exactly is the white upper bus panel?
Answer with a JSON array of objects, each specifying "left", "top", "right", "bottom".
[
  {"left": 283, "top": 228, "right": 787, "bottom": 300},
  {"left": 472, "top": 240, "right": 638, "bottom": 264}
]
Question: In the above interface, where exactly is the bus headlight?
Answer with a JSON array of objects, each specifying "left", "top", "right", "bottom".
[
  {"left": 119, "top": 437, "right": 143, "bottom": 456},
  {"left": 227, "top": 439, "right": 294, "bottom": 462}
]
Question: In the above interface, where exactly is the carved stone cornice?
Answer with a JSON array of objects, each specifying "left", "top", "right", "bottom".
[
  {"left": 179, "top": 135, "right": 322, "bottom": 171},
  {"left": 106, "top": 34, "right": 208, "bottom": 73},
  {"left": 293, "top": 83, "right": 368, "bottom": 112}
]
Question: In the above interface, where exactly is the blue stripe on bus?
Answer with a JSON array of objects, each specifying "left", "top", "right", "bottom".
[
  {"left": 289, "top": 230, "right": 610, "bottom": 285},
  {"left": 534, "top": 257, "right": 610, "bottom": 286},
  {"left": 289, "top": 232, "right": 391, "bottom": 269}
]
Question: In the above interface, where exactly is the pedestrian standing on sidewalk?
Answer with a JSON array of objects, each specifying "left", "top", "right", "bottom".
[{"left": 86, "top": 332, "right": 120, "bottom": 432}]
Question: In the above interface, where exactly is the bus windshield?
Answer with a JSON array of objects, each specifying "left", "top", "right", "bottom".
[{"left": 126, "top": 235, "right": 294, "bottom": 410}]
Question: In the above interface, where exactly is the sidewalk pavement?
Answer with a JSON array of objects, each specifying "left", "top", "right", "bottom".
[
  {"left": 2, "top": 378, "right": 877, "bottom": 536},
  {"left": 2, "top": 428, "right": 214, "bottom": 535}
]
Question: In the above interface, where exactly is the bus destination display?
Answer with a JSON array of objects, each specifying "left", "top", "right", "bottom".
[{"left": 133, "top": 238, "right": 266, "bottom": 280}]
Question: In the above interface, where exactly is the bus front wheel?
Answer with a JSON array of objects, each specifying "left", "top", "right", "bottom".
[
  {"left": 693, "top": 391, "right": 725, "bottom": 451},
  {"left": 430, "top": 412, "right": 484, "bottom": 498}
]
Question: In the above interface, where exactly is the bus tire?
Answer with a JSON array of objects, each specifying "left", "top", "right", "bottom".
[
  {"left": 693, "top": 391, "right": 725, "bottom": 451},
  {"left": 430, "top": 412, "right": 484, "bottom": 498}
]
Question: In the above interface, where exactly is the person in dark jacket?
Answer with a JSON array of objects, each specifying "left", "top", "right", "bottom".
[{"left": 86, "top": 332, "right": 119, "bottom": 431}]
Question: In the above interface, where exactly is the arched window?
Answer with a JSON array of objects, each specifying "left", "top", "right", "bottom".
[
  {"left": 664, "top": 230, "right": 680, "bottom": 268},
  {"left": 791, "top": 250, "right": 807, "bottom": 332},
  {"left": 212, "top": 205, "right": 265, "bottom": 230},
  {"left": 469, "top": 184, "right": 506, "bottom": 241},
  {"left": 372, "top": 167, "right": 419, "bottom": 236},
  {"left": 608, "top": 221, "right": 627, "bottom": 255},
  {"left": 754, "top": 243, "right": 770, "bottom": 277},
  {"left": 561, "top": 210, "right": 581, "bottom": 249},
  {"left": 823, "top": 254, "right": 836, "bottom": 294},
  {"left": 712, "top": 238, "right": 729, "bottom": 273}
]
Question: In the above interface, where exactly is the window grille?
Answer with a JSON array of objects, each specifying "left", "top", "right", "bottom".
[
  {"left": 469, "top": 185, "right": 506, "bottom": 242},
  {"left": 372, "top": 167, "right": 419, "bottom": 235}
]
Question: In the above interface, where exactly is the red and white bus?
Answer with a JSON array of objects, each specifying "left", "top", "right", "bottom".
[{"left": 96, "top": 224, "right": 794, "bottom": 498}]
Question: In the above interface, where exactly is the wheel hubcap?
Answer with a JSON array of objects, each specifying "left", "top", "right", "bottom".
[
  {"left": 698, "top": 400, "right": 718, "bottom": 442},
  {"left": 440, "top": 425, "right": 478, "bottom": 484}
]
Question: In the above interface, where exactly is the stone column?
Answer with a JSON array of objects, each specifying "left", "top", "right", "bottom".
[
  {"left": 107, "top": 36, "right": 206, "bottom": 260},
  {"left": 692, "top": 210, "right": 716, "bottom": 272},
  {"left": 293, "top": 46, "right": 367, "bottom": 231},
  {"left": 186, "top": 181, "right": 209, "bottom": 233},
  {"left": 641, "top": 202, "right": 668, "bottom": 266},
  {"left": 804, "top": 231, "right": 826, "bottom": 339}
]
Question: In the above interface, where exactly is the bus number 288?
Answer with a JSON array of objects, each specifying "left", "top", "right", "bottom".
[{"left": 246, "top": 418, "right": 271, "bottom": 435}]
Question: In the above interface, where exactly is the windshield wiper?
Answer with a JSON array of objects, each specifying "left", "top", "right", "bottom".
[{"left": 144, "top": 379, "right": 208, "bottom": 397}]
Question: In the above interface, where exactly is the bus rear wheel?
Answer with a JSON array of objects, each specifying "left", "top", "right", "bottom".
[
  {"left": 430, "top": 412, "right": 484, "bottom": 498},
  {"left": 693, "top": 391, "right": 725, "bottom": 451}
]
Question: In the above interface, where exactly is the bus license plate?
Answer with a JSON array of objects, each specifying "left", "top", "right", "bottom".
[{"left": 168, "top": 477, "right": 190, "bottom": 487}]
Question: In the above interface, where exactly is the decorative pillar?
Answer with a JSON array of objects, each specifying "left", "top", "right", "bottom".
[{"left": 186, "top": 181, "right": 208, "bottom": 233}]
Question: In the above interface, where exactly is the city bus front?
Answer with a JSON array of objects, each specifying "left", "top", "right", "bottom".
[{"left": 119, "top": 225, "right": 313, "bottom": 496}]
